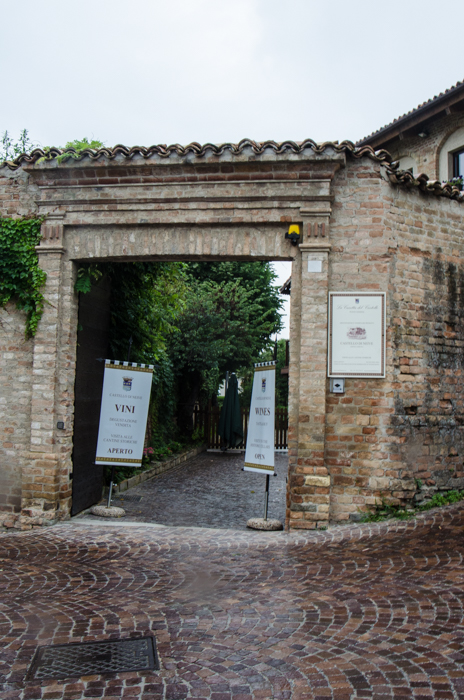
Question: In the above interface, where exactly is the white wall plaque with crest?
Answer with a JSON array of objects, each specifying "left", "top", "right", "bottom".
[{"left": 328, "top": 292, "right": 386, "bottom": 378}]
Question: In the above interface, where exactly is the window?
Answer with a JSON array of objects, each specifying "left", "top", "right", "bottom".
[
  {"left": 453, "top": 149, "right": 464, "bottom": 178},
  {"left": 438, "top": 126, "right": 464, "bottom": 182},
  {"left": 398, "top": 155, "right": 417, "bottom": 175}
]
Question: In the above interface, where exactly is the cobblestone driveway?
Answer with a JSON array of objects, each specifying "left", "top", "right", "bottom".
[
  {"left": 82, "top": 452, "right": 288, "bottom": 529},
  {"left": 1, "top": 505, "right": 464, "bottom": 699}
]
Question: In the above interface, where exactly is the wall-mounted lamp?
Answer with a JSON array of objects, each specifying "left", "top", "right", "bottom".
[
  {"left": 285, "top": 224, "right": 301, "bottom": 246},
  {"left": 418, "top": 130, "right": 429, "bottom": 138}
]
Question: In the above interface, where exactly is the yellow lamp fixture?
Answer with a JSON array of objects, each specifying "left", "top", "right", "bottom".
[{"left": 285, "top": 224, "right": 301, "bottom": 246}]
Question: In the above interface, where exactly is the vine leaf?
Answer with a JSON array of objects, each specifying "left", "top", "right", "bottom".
[{"left": 0, "top": 216, "right": 46, "bottom": 338}]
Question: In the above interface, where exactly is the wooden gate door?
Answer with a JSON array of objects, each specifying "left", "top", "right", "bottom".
[
  {"left": 193, "top": 405, "right": 287, "bottom": 449},
  {"left": 71, "top": 277, "right": 111, "bottom": 515}
]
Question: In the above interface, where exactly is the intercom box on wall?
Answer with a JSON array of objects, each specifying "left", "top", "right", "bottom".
[{"left": 330, "top": 378, "right": 345, "bottom": 394}]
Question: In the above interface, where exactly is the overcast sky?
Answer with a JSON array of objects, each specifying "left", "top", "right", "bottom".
[
  {"left": 2, "top": 0, "right": 463, "bottom": 338},
  {"left": 2, "top": 0, "right": 463, "bottom": 150}
]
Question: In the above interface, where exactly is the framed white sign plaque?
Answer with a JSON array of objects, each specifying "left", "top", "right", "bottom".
[{"left": 328, "top": 292, "right": 386, "bottom": 378}]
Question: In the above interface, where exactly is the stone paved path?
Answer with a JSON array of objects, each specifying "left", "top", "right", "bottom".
[
  {"left": 1, "top": 505, "right": 464, "bottom": 699},
  {"left": 81, "top": 452, "right": 288, "bottom": 530}
]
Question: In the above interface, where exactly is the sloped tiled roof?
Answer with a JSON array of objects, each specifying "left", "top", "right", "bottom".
[
  {"left": 357, "top": 80, "right": 464, "bottom": 146},
  {"left": 2, "top": 138, "right": 392, "bottom": 170}
]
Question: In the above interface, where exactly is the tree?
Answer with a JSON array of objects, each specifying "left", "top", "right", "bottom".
[
  {"left": 169, "top": 264, "right": 283, "bottom": 432},
  {"left": 0, "top": 131, "right": 106, "bottom": 164},
  {"left": 1, "top": 129, "right": 37, "bottom": 162},
  {"left": 239, "top": 339, "right": 289, "bottom": 410},
  {"left": 185, "top": 261, "right": 282, "bottom": 350}
]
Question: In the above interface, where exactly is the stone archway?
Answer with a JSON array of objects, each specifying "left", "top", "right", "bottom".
[
  {"left": 4, "top": 139, "right": 464, "bottom": 533},
  {"left": 24, "top": 143, "right": 344, "bottom": 530}
]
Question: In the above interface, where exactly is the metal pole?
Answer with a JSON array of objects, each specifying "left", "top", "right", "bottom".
[
  {"left": 263, "top": 473, "right": 270, "bottom": 520},
  {"left": 107, "top": 465, "right": 115, "bottom": 508}
]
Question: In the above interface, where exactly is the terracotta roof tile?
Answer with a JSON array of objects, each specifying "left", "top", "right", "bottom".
[
  {"left": 386, "top": 163, "right": 464, "bottom": 201},
  {"left": 2, "top": 138, "right": 392, "bottom": 170}
]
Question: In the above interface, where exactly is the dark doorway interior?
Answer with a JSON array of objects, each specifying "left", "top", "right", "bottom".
[{"left": 71, "top": 276, "right": 111, "bottom": 515}]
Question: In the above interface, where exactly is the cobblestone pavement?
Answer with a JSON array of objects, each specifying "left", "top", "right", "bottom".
[
  {"left": 1, "top": 505, "right": 464, "bottom": 699},
  {"left": 81, "top": 452, "right": 288, "bottom": 529}
]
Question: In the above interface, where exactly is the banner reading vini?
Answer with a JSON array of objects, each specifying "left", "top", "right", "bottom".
[
  {"left": 95, "top": 360, "right": 154, "bottom": 468},
  {"left": 244, "top": 362, "right": 276, "bottom": 475}
]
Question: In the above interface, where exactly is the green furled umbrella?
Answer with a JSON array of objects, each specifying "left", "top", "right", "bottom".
[{"left": 218, "top": 373, "right": 244, "bottom": 449}]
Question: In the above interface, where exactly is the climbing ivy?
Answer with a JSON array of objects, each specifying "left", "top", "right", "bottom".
[{"left": 0, "top": 217, "right": 46, "bottom": 337}]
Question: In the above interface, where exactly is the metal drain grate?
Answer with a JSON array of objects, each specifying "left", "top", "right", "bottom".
[
  {"left": 112, "top": 494, "right": 142, "bottom": 503},
  {"left": 27, "top": 637, "right": 159, "bottom": 680}
]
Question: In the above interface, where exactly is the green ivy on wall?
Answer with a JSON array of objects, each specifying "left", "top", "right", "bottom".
[{"left": 0, "top": 217, "right": 46, "bottom": 337}]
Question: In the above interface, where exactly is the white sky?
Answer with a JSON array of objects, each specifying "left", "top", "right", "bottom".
[
  {"left": 2, "top": 0, "right": 463, "bottom": 149},
  {"left": 2, "top": 0, "right": 463, "bottom": 339}
]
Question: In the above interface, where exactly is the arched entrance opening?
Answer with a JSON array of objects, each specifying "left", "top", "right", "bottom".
[{"left": 70, "top": 256, "right": 291, "bottom": 525}]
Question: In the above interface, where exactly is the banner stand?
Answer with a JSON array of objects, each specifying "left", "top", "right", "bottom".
[
  {"left": 263, "top": 474, "right": 269, "bottom": 520},
  {"left": 107, "top": 466, "right": 116, "bottom": 509},
  {"left": 89, "top": 356, "right": 154, "bottom": 519},
  {"left": 107, "top": 338, "right": 133, "bottom": 510},
  {"left": 243, "top": 361, "right": 283, "bottom": 531}
]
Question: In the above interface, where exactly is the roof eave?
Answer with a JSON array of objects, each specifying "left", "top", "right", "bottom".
[{"left": 358, "top": 86, "right": 464, "bottom": 149}]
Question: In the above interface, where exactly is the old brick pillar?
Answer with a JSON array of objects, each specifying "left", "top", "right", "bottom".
[
  {"left": 22, "top": 216, "right": 67, "bottom": 525},
  {"left": 287, "top": 212, "right": 331, "bottom": 530}
]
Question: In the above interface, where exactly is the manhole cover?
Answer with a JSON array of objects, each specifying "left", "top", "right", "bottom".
[
  {"left": 113, "top": 495, "right": 142, "bottom": 503},
  {"left": 27, "top": 637, "right": 159, "bottom": 680}
]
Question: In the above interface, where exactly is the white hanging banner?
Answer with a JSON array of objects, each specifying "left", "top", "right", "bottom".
[
  {"left": 244, "top": 362, "right": 276, "bottom": 475},
  {"left": 95, "top": 360, "right": 153, "bottom": 467}
]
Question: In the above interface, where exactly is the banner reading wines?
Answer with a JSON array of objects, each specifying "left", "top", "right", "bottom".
[
  {"left": 244, "top": 362, "right": 276, "bottom": 475},
  {"left": 95, "top": 360, "right": 154, "bottom": 468}
]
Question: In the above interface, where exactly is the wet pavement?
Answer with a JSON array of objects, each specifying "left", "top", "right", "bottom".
[
  {"left": 81, "top": 451, "right": 288, "bottom": 530},
  {"left": 1, "top": 503, "right": 464, "bottom": 699}
]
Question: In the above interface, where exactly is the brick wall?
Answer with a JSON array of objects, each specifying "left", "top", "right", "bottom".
[
  {"left": 387, "top": 188, "right": 464, "bottom": 506},
  {"left": 324, "top": 161, "right": 395, "bottom": 523},
  {"left": 0, "top": 166, "right": 37, "bottom": 528},
  {"left": 0, "top": 303, "right": 34, "bottom": 524},
  {"left": 0, "top": 166, "right": 38, "bottom": 218},
  {"left": 323, "top": 160, "right": 464, "bottom": 523}
]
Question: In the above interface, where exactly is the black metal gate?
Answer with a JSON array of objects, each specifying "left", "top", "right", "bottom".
[{"left": 71, "top": 277, "right": 111, "bottom": 515}]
